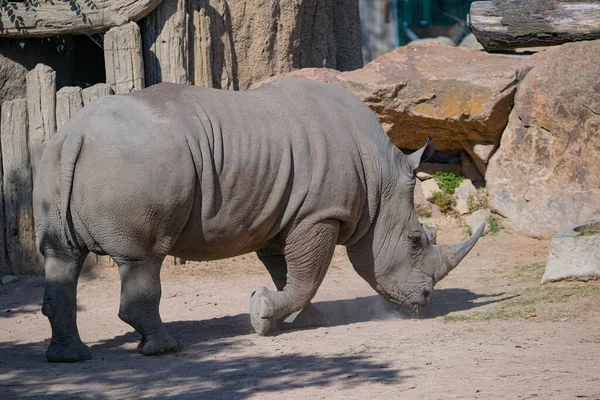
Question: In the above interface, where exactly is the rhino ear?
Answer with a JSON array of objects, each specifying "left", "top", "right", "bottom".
[{"left": 407, "top": 137, "right": 435, "bottom": 172}]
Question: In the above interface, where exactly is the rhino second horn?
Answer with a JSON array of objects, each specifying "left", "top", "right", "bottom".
[{"left": 435, "top": 222, "right": 485, "bottom": 281}]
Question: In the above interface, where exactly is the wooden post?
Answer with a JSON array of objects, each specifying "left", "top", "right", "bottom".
[
  {"left": 82, "top": 83, "right": 114, "bottom": 106},
  {"left": 1, "top": 99, "right": 40, "bottom": 275},
  {"left": 188, "top": 0, "right": 235, "bottom": 90},
  {"left": 26, "top": 64, "right": 56, "bottom": 180},
  {"left": 56, "top": 86, "right": 83, "bottom": 130},
  {"left": 468, "top": 1, "right": 600, "bottom": 51},
  {"left": 141, "top": 0, "right": 190, "bottom": 86},
  {"left": 104, "top": 22, "right": 146, "bottom": 94}
]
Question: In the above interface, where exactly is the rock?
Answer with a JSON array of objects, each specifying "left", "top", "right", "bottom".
[
  {"left": 460, "top": 152, "right": 484, "bottom": 183},
  {"left": 250, "top": 68, "right": 343, "bottom": 90},
  {"left": 409, "top": 36, "right": 455, "bottom": 46},
  {"left": 455, "top": 198, "right": 470, "bottom": 215},
  {"left": 466, "top": 209, "right": 491, "bottom": 233},
  {"left": 26, "top": 64, "right": 56, "bottom": 180},
  {"left": 0, "top": 0, "right": 162, "bottom": 37},
  {"left": 141, "top": 0, "right": 189, "bottom": 87},
  {"left": 56, "top": 86, "right": 83, "bottom": 130},
  {"left": 414, "top": 179, "right": 432, "bottom": 216},
  {"left": 230, "top": 0, "right": 362, "bottom": 90},
  {"left": 421, "top": 179, "right": 441, "bottom": 202},
  {"left": 104, "top": 22, "right": 145, "bottom": 94},
  {"left": 258, "top": 42, "right": 548, "bottom": 155},
  {"left": 454, "top": 179, "right": 477, "bottom": 202},
  {"left": 0, "top": 55, "right": 27, "bottom": 104},
  {"left": 337, "top": 42, "right": 546, "bottom": 154},
  {"left": 82, "top": 84, "right": 113, "bottom": 106},
  {"left": 416, "top": 171, "right": 433, "bottom": 181},
  {"left": 458, "top": 33, "right": 484, "bottom": 50},
  {"left": 542, "top": 218, "right": 600, "bottom": 283},
  {"left": 1, "top": 99, "right": 41, "bottom": 275},
  {"left": 2, "top": 275, "right": 18, "bottom": 285},
  {"left": 487, "top": 40, "right": 600, "bottom": 238}
]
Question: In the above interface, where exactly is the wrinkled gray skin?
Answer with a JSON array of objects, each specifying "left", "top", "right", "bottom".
[{"left": 34, "top": 78, "right": 483, "bottom": 363}]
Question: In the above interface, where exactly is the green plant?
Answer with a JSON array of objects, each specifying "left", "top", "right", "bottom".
[
  {"left": 465, "top": 225, "right": 473, "bottom": 236},
  {"left": 486, "top": 215, "right": 500, "bottom": 234},
  {"left": 423, "top": 211, "right": 432, "bottom": 218},
  {"left": 431, "top": 190, "right": 456, "bottom": 214},
  {"left": 433, "top": 171, "right": 464, "bottom": 195},
  {"left": 468, "top": 187, "right": 488, "bottom": 212}
]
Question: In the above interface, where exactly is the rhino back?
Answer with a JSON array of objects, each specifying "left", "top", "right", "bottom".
[{"left": 69, "top": 79, "right": 391, "bottom": 260}]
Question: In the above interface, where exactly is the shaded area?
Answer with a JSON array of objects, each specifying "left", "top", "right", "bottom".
[{"left": 0, "top": 334, "right": 404, "bottom": 399}]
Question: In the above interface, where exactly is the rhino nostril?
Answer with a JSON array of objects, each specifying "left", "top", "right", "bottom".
[{"left": 423, "top": 289, "right": 431, "bottom": 298}]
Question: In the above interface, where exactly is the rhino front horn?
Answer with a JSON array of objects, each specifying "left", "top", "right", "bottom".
[{"left": 435, "top": 222, "right": 485, "bottom": 281}]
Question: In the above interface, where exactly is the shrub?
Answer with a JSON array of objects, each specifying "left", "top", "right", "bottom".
[
  {"left": 486, "top": 215, "right": 500, "bottom": 234},
  {"left": 431, "top": 190, "right": 456, "bottom": 214},
  {"left": 433, "top": 171, "right": 463, "bottom": 195}
]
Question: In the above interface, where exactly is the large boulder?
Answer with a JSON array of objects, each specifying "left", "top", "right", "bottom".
[
  {"left": 252, "top": 42, "right": 549, "bottom": 172},
  {"left": 486, "top": 40, "right": 600, "bottom": 238}
]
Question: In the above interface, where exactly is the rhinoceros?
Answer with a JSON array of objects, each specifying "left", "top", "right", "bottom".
[{"left": 34, "top": 78, "right": 483, "bottom": 362}]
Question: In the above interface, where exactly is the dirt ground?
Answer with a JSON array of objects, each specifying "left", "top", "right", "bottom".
[{"left": 1, "top": 222, "right": 600, "bottom": 399}]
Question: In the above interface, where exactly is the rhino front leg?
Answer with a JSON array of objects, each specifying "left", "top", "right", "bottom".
[
  {"left": 256, "top": 248, "right": 327, "bottom": 331},
  {"left": 42, "top": 252, "right": 92, "bottom": 362},
  {"left": 116, "top": 257, "right": 182, "bottom": 356},
  {"left": 251, "top": 220, "right": 338, "bottom": 335}
]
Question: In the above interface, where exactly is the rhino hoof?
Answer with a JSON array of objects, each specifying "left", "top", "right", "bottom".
[
  {"left": 46, "top": 336, "right": 92, "bottom": 363},
  {"left": 250, "top": 287, "right": 274, "bottom": 335},
  {"left": 137, "top": 332, "right": 183, "bottom": 356}
]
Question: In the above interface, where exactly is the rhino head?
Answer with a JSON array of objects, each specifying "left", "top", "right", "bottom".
[{"left": 347, "top": 138, "right": 484, "bottom": 309}]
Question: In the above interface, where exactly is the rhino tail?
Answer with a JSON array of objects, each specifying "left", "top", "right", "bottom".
[{"left": 59, "top": 130, "right": 85, "bottom": 249}]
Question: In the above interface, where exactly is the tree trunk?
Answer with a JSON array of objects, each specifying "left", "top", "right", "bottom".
[
  {"left": 142, "top": 0, "right": 190, "bottom": 86},
  {"left": 82, "top": 84, "right": 114, "bottom": 106},
  {"left": 56, "top": 86, "right": 83, "bottom": 130},
  {"left": 468, "top": 0, "right": 600, "bottom": 51},
  {"left": 1, "top": 99, "right": 40, "bottom": 275},
  {"left": 104, "top": 22, "right": 146, "bottom": 94},
  {"left": 26, "top": 64, "right": 56, "bottom": 181}
]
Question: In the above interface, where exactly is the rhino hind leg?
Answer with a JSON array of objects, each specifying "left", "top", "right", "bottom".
[
  {"left": 250, "top": 220, "right": 338, "bottom": 335},
  {"left": 256, "top": 249, "right": 327, "bottom": 331},
  {"left": 116, "top": 257, "right": 182, "bottom": 356},
  {"left": 43, "top": 252, "right": 92, "bottom": 362}
]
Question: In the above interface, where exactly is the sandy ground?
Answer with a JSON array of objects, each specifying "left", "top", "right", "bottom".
[{"left": 1, "top": 225, "right": 599, "bottom": 399}]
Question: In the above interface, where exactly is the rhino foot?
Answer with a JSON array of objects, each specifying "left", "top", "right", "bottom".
[
  {"left": 277, "top": 304, "right": 327, "bottom": 331},
  {"left": 46, "top": 336, "right": 92, "bottom": 363},
  {"left": 250, "top": 287, "right": 275, "bottom": 335},
  {"left": 137, "top": 331, "right": 183, "bottom": 356}
]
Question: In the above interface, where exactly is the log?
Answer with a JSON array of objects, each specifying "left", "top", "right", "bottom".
[
  {"left": 104, "top": 22, "right": 146, "bottom": 94},
  {"left": 26, "top": 64, "right": 56, "bottom": 180},
  {"left": 0, "top": 0, "right": 163, "bottom": 38},
  {"left": 56, "top": 86, "right": 83, "bottom": 130},
  {"left": 141, "top": 0, "right": 190, "bottom": 86},
  {"left": 82, "top": 83, "right": 114, "bottom": 106},
  {"left": 0, "top": 99, "right": 40, "bottom": 275},
  {"left": 468, "top": 0, "right": 600, "bottom": 51}
]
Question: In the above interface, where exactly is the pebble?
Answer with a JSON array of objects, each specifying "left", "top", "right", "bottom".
[{"left": 2, "top": 275, "right": 18, "bottom": 285}]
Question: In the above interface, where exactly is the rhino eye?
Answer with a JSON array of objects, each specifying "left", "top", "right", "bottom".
[{"left": 407, "top": 232, "right": 422, "bottom": 249}]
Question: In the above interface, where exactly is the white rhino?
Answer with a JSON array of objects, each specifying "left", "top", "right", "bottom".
[{"left": 34, "top": 78, "right": 483, "bottom": 362}]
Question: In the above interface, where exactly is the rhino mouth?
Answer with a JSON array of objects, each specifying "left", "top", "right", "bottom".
[{"left": 375, "top": 283, "right": 429, "bottom": 308}]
